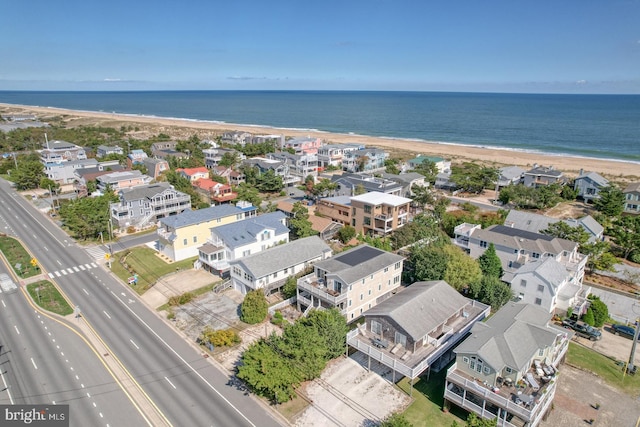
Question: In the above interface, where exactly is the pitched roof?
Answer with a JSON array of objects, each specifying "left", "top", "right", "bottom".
[
  {"left": 177, "top": 167, "right": 209, "bottom": 176},
  {"left": 624, "top": 182, "right": 640, "bottom": 194},
  {"left": 499, "top": 165, "right": 526, "bottom": 180},
  {"left": 159, "top": 204, "right": 243, "bottom": 228},
  {"left": 504, "top": 210, "right": 604, "bottom": 241},
  {"left": 365, "top": 281, "right": 471, "bottom": 340},
  {"left": 576, "top": 171, "right": 609, "bottom": 187},
  {"left": 525, "top": 166, "right": 563, "bottom": 177},
  {"left": 120, "top": 182, "right": 181, "bottom": 202},
  {"left": 511, "top": 257, "right": 569, "bottom": 291},
  {"left": 231, "top": 236, "right": 331, "bottom": 278},
  {"left": 212, "top": 212, "right": 289, "bottom": 249},
  {"left": 312, "top": 244, "right": 404, "bottom": 285},
  {"left": 473, "top": 224, "right": 577, "bottom": 254},
  {"left": 455, "top": 302, "right": 562, "bottom": 371}
]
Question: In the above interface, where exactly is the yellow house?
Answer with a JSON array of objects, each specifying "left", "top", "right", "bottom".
[{"left": 157, "top": 202, "right": 256, "bottom": 261}]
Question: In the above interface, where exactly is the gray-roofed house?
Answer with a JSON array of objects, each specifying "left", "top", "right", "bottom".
[
  {"left": 342, "top": 148, "right": 389, "bottom": 173},
  {"left": 96, "top": 145, "right": 124, "bottom": 158},
  {"left": 453, "top": 223, "right": 587, "bottom": 287},
  {"left": 110, "top": 182, "right": 192, "bottom": 230},
  {"left": 73, "top": 160, "right": 125, "bottom": 197},
  {"left": 573, "top": 170, "right": 609, "bottom": 202},
  {"left": 445, "top": 302, "right": 572, "bottom": 427},
  {"left": 509, "top": 257, "right": 590, "bottom": 315},
  {"left": 331, "top": 173, "right": 404, "bottom": 196},
  {"left": 142, "top": 157, "right": 170, "bottom": 179},
  {"left": 150, "top": 141, "right": 188, "bottom": 160},
  {"left": 623, "top": 182, "right": 640, "bottom": 215},
  {"left": 523, "top": 165, "right": 565, "bottom": 188},
  {"left": 346, "top": 280, "right": 490, "bottom": 381},
  {"left": 380, "top": 172, "right": 427, "bottom": 197},
  {"left": 40, "top": 140, "right": 87, "bottom": 163},
  {"left": 297, "top": 244, "right": 405, "bottom": 321},
  {"left": 157, "top": 202, "right": 257, "bottom": 262},
  {"left": 267, "top": 151, "right": 318, "bottom": 182},
  {"left": 197, "top": 211, "right": 289, "bottom": 276},
  {"left": 44, "top": 158, "right": 98, "bottom": 184},
  {"left": 230, "top": 236, "right": 332, "bottom": 295},
  {"left": 503, "top": 210, "right": 604, "bottom": 243},
  {"left": 497, "top": 165, "right": 526, "bottom": 189},
  {"left": 96, "top": 170, "right": 153, "bottom": 192}
]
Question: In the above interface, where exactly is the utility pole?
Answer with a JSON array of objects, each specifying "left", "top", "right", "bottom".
[{"left": 627, "top": 302, "right": 640, "bottom": 374}]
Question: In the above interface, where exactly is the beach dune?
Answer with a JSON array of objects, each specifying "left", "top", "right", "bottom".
[{"left": 1, "top": 103, "right": 638, "bottom": 179}]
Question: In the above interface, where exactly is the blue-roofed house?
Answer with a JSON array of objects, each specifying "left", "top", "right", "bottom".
[
  {"left": 157, "top": 202, "right": 257, "bottom": 262},
  {"left": 197, "top": 211, "right": 290, "bottom": 276}
]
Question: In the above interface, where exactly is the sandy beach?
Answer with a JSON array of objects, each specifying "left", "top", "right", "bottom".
[{"left": 1, "top": 103, "right": 638, "bottom": 180}]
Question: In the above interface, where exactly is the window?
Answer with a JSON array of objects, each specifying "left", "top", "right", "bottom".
[
  {"left": 537, "top": 284, "right": 544, "bottom": 292},
  {"left": 538, "top": 349, "right": 544, "bottom": 357},
  {"left": 193, "top": 236, "right": 197, "bottom": 243},
  {"left": 364, "top": 216, "right": 371, "bottom": 226},
  {"left": 395, "top": 262, "right": 401, "bottom": 270},
  {"left": 378, "top": 284, "right": 381, "bottom": 291},
  {"left": 351, "top": 219, "right": 356, "bottom": 226},
  {"left": 183, "top": 238, "right": 188, "bottom": 245},
  {"left": 520, "top": 279, "right": 527, "bottom": 287},
  {"left": 371, "top": 320, "right": 382, "bottom": 335},
  {"left": 360, "top": 294, "right": 363, "bottom": 300},
  {"left": 348, "top": 300, "right": 352, "bottom": 307},
  {"left": 242, "top": 250, "right": 251, "bottom": 257},
  {"left": 393, "top": 275, "right": 400, "bottom": 284},
  {"left": 217, "top": 218, "right": 222, "bottom": 223},
  {"left": 364, "top": 204, "right": 372, "bottom": 214},
  {"left": 463, "top": 356, "right": 470, "bottom": 364},
  {"left": 532, "top": 252, "right": 540, "bottom": 259},
  {"left": 384, "top": 267, "right": 389, "bottom": 273},
  {"left": 505, "top": 367, "right": 513, "bottom": 374},
  {"left": 368, "top": 289, "right": 372, "bottom": 296},
  {"left": 480, "top": 240, "right": 488, "bottom": 248},
  {"left": 483, "top": 366, "right": 490, "bottom": 374},
  {"left": 535, "top": 298, "right": 542, "bottom": 305}
]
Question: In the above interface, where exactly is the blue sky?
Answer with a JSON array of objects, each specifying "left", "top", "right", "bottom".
[{"left": 1, "top": 1, "right": 639, "bottom": 93}]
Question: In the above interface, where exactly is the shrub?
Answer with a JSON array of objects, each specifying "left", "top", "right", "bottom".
[
  {"left": 241, "top": 290, "right": 268, "bottom": 324},
  {"left": 168, "top": 291, "right": 194, "bottom": 306},
  {"left": 201, "top": 327, "right": 241, "bottom": 347},
  {"left": 271, "top": 310, "right": 284, "bottom": 326}
]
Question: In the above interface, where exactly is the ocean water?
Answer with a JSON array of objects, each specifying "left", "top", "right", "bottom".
[{"left": 0, "top": 90, "right": 639, "bottom": 163}]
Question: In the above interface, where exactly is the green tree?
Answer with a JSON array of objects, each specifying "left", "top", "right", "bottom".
[
  {"left": 594, "top": 185, "right": 625, "bottom": 217},
  {"left": 582, "top": 307, "right": 595, "bottom": 326},
  {"left": 11, "top": 160, "right": 44, "bottom": 190},
  {"left": 256, "top": 169, "right": 283, "bottom": 192},
  {"left": 299, "top": 308, "right": 348, "bottom": 359},
  {"left": 381, "top": 413, "right": 413, "bottom": 427},
  {"left": 353, "top": 183, "right": 366, "bottom": 195},
  {"left": 240, "top": 290, "right": 268, "bottom": 324},
  {"left": 384, "top": 158, "right": 401, "bottom": 175},
  {"left": 468, "top": 276, "right": 513, "bottom": 310},
  {"left": 311, "top": 178, "right": 338, "bottom": 197},
  {"left": 412, "top": 159, "right": 439, "bottom": 185},
  {"left": 236, "top": 338, "right": 301, "bottom": 403},
  {"left": 282, "top": 276, "right": 297, "bottom": 299},
  {"left": 608, "top": 216, "right": 640, "bottom": 260},
  {"left": 477, "top": 243, "right": 503, "bottom": 278},
  {"left": 58, "top": 193, "right": 118, "bottom": 240},
  {"left": 541, "top": 221, "right": 590, "bottom": 245},
  {"left": 275, "top": 322, "right": 328, "bottom": 380},
  {"left": 337, "top": 225, "right": 357, "bottom": 244},
  {"left": 39, "top": 177, "right": 59, "bottom": 194},
  {"left": 581, "top": 241, "right": 617, "bottom": 273},
  {"left": 450, "top": 163, "right": 499, "bottom": 194},
  {"left": 411, "top": 183, "right": 435, "bottom": 209},
  {"left": 408, "top": 244, "right": 448, "bottom": 283},
  {"left": 587, "top": 295, "right": 609, "bottom": 328},
  {"left": 289, "top": 202, "right": 317, "bottom": 239},
  {"left": 219, "top": 151, "right": 240, "bottom": 167},
  {"left": 235, "top": 183, "right": 262, "bottom": 207},
  {"left": 443, "top": 245, "right": 483, "bottom": 291},
  {"left": 463, "top": 413, "right": 497, "bottom": 427}
]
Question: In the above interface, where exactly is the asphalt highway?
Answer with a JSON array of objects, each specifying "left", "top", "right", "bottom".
[{"left": 0, "top": 179, "right": 282, "bottom": 427}]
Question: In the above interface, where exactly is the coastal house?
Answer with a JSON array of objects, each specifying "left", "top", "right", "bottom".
[
  {"left": 350, "top": 191, "right": 412, "bottom": 236},
  {"left": 127, "top": 149, "right": 148, "bottom": 167},
  {"left": 197, "top": 211, "right": 289, "bottom": 276},
  {"left": 243, "top": 157, "right": 296, "bottom": 186},
  {"left": 342, "top": 148, "right": 389, "bottom": 173},
  {"left": 230, "top": 236, "right": 332, "bottom": 295},
  {"left": 444, "top": 302, "right": 572, "bottom": 427},
  {"left": 573, "top": 170, "right": 609, "bottom": 202},
  {"left": 276, "top": 201, "right": 342, "bottom": 240},
  {"left": 177, "top": 167, "right": 210, "bottom": 182},
  {"left": 203, "top": 147, "right": 244, "bottom": 169},
  {"left": 210, "top": 166, "right": 246, "bottom": 186},
  {"left": 296, "top": 244, "right": 405, "bottom": 321},
  {"left": 331, "top": 173, "right": 403, "bottom": 196},
  {"left": 407, "top": 155, "right": 451, "bottom": 173},
  {"left": 314, "top": 196, "right": 353, "bottom": 227},
  {"left": 623, "top": 183, "right": 640, "bottom": 215},
  {"left": 220, "top": 131, "right": 253, "bottom": 146},
  {"left": 96, "top": 145, "right": 124, "bottom": 158},
  {"left": 435, "top": 171, "right": 457, "bottom": 191},
  {"left": 40, "top": 140, "right": 87, "bottom": 163},
  {"left": 96, "top": 170, "right": 153, "bottom": 192},
  {"left": 73, "top": 160, "right": 125, "bottom": 197},
  {"left": 317, "top": 143, "right": 364, "bottom": 169},
  {"left": 497, "top": 166, "right": 526, "bottom": 189},
  {"left": 44, "top": 158, "right": 98, "bottom": 184},
  {"left": 109, "top": 182, "right": 191, "bottom": 230},
  {"left": 503, "top": 210, "right": 604, "bottom": 243},
  {"left": 345, "top": 280, "right": 490, "bottom": 381},
  {"left": 282, "top": 136, "right": 324, "bottom": 155},
  {"left": 157, "top": 202, "right": 257, "bottom": 262},
  {"left": 192, "top": 178, "right": 237, "bottom": 204},
  {"left": 150, "top": 141, "right": 188, "bottom": 160},
  {"left": 380, "top": 172, "right": 428, "bottom": 198},
  {"left": 523, "top": 165, "right": 565, "bottom": 188},
  {"left": 267, "top": 151, "right": 319, "bottom": 182},
  {"left": 142, "top": 157, "right": 169, "bottom": 179},
  {"left": 251, "top": 134, "right": 285, "bottom": 146}
]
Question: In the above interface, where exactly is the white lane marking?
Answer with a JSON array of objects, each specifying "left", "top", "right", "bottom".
[
  {"left": 103, "top": 311, "right": 111, "bottom": 319},
  {"left": 75, "top": 375, "right": 79, "bottom": 380},
  {"left": 164, "top": 377, "right": 176, "bottom": 390},
  {"left": 14, "top": 325, "right": 20, "bottom": 335},
  {"left": 56, "top": 260, "right": 62, "bottom": 266},
  {"left": 83, "top": 288, "right": 89, "bottom": 295},
  {"left": 73, "top": 266, "right": 80, "bottom": 272},
  {"left": 1, "top": 300, "right": 5, "bottom": 308},
  {"left": 86, "top": 392, "right": 91, "bottom": 398},
  {"left": 44, "top": 246, "right": 48, "bottom": 251},
  {"left": 110, "top": 290, "right": 256, "bottom": 426},
  {"left": 66, "top": 268, "right": 74, "bottom": 274},
  {"left": 48, "top": 272, "right": 54, "bottom": 278},
  {"left": 79, "top": 265, "right": 86, "bottom": 271},
  {"left": 92, "top": 402, "right": 97, "bottom": 408},
  {"left": 61, "top": 270, "right": 67, "bottom": 276},
  {"left": 0, "top": 364, "right": 14, "bottom": 404},
  {"left": 99, "top": 413, "right": 103, "bottom": 418},
  {"left": 85, "top": 264, "right": 92, "bottom": 269},
  {"left": 81, "top": 384, "right": 85, "bottom": 388},
  {"left": 31, "top": 358, "right": 38, "bottom": 370},
  {"left": 55, "top": 271, "right": 61, "bottom": 277},
  {"left": 129, "top": 339, "right": 139, "bottom": 350},
  {"left": 90, "top": 263, "right": 97, "bottom": 268}
]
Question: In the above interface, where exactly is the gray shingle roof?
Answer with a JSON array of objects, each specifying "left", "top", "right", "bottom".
[
  {"left": 312, "top": 244, "right": 404, "bottom": 285},
  {"left": 504, "top": 210, "right": 604, "bottom": 242},
  {"left": 212, "top": 211, "right": 289, "bottom": 249},
  {"left": 160, "top": 204, "right": 244, "bottom": 229},
  {"left": 511, "top": 257, "right": 569, "bottom": 290},
  {"left": 455, "top": 302, "right": 561, "bottom": 372},
  {"left": 473, "top": 224, "right": 577, "bottom": 255},
  {"left": 576, "top": 171, "right": 609, "bottom": 187},
  {"left": 231, "top": 236, "right": 331, "bottom": 278},
  {"left": 120, "top": 182, "right": 176, "bottom": 202},
  {"left": 365, "top": 281, "right": 471, "bottom": 340}
]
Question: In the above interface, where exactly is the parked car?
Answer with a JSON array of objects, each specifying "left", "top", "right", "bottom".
[
  {"left": 562, "top": 318, "right": 602, "bottom": 341},
  {"left": 612, "top": 324, "right": 638, "bottom": 340}
]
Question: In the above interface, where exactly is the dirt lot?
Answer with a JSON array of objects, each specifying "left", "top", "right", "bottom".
[{"left": 541, "top": 364, "right": 640, "bottom": 427}]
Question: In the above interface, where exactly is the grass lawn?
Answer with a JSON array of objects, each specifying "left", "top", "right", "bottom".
[
  {"left": 567, "top": 342, "right": 640, "bottom": 394},
  {"left": 0, "top": 236, "right": 41, "bottom": 278},
  {"left": 397, "top": 367, "right": 465, "bottom": 427},
  {"left": 110, "top": 247, "right": 197, "bottom": 295},
  {"left": 26, "top": 280, "right": 74, "bottom": 316}
]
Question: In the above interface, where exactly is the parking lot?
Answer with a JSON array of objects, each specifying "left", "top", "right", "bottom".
[{"left": 574, "top": 323, "right": 640, "bottom": 365}]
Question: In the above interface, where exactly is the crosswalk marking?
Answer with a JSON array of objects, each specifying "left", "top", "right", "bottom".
[
  {"left": 66, "top": 268, "right": 73, "bottom": 274},
  {"left": 49, "top": 272, "right": 54, "bottom": 278},
  {"left": 90, "top": 263, "right": 97, "bottom": 268},
  {"left": 79, "top": 265, "right": 86, "bottom": 271},
  {"left": 55, "top": 271, "right": 61, "bottom": 277},
  {"left": 61, "top": 270, "right": 68, "bottom": 275},
  {"left": 47, "top": 262, "right": 98, "bottom": 279},
  {"left": 73, "top": 266, "right": 79, "bottom": 272}
]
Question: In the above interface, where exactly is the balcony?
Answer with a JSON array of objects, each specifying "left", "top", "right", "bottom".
[{"left": 297, "top": 274, "right": 348, "bottom": 306}]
